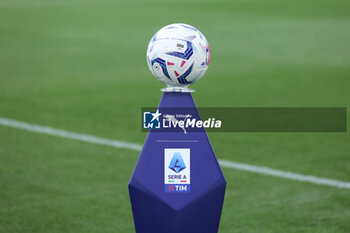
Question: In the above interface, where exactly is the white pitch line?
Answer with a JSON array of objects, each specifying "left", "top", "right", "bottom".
[
  {"left": 0, "top": 117, "right": 350, "bottom": 190},
  {"left": 219, "top": 160, "right": 350, "bottom": 189},
  {"left": 0, "top": 117, "right": 142, "bottom": 151}
]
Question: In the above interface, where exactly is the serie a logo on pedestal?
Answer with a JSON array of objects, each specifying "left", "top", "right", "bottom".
[{"left": 164, "top": 148, "right": 190, "bottom": 193}]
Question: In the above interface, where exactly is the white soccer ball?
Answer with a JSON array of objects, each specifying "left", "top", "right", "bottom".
[{"left": 146, "top": 23, "right": 210, "bottom": 87}]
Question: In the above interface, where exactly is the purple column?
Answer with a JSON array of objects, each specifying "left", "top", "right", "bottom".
[{"left": 129, "top": 92, "right": 226, "bottom": 233}]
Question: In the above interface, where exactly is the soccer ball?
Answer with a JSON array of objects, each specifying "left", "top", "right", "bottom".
[{"left": 146, "top": 23, "right": 210, "bottom": 88}]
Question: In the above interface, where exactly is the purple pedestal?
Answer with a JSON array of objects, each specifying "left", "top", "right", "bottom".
[{"left": 129, "top": 92, "right": 226, "bottom": 233}]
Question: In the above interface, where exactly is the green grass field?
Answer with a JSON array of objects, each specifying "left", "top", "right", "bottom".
[{"left": 1, "top": 0, "right": 350, "bottom": 232}]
